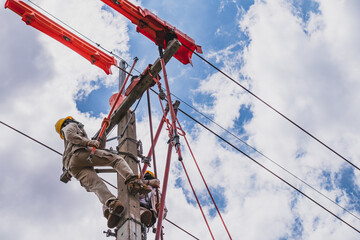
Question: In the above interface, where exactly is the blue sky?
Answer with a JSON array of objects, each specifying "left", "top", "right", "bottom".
[
  {"left": 76, "top": 1, "right": 360, "bottom": 238},
  {"left": 75, "top": 1, "right": 254, "bottom": 226},
  {"left": 76, "top": 0, "right": 250, "bottom": 117},
  {"left": 1, "top": 0, "right": 360, "bottom": 239}
]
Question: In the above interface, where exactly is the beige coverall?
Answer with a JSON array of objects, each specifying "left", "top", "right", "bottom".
[
  {"left": 139, "top": 187, "right": 167, "bottom": 225},
  {"left": 61, "top": 122, "right": 134, "bottom": 205}
]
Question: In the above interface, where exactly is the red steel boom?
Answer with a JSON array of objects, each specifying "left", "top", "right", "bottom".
[
  {"left": 101, "top": 0, "right": 202, "bottom": 65},
  {"left": 5, "top": 0, "right": 117, "bottom": 75}
]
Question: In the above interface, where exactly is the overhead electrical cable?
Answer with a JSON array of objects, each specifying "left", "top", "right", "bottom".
[
  {"left": 0, "top": 120, "right": 62, "bottom": 155},
  {"left": 182, "top": 44, "right": 358, "bottom": 172},
  {"left": 169, "top": 91, "right": 253, "bottom": 149},
  {"left": 24, "top": 0, "right": 353, "bottom": 173},
  {"left": 27, "top": 0, "right": 140, "bottom": 76},
  {"left": 177, "top": 109, "right": 360, "bottom": 234},
  {"left": 0, "top": 120, "right": 200, "bottom": 239},
  {"left": 164, "top": 219, "right": 200, "bottom": 240},
  {"left": 2, "top": 110, "right": 360, "bottom": 235},
  {"left": 0, "top": 120, "right": 115, "bottom": 189},
  {"left": 151, "top": 88, "right": 360, "bottom": 229},
  {"left": 180, "top": 160, "right": 216, "bottom": 240},
  {"left": 177, "top": 119, "right": 233, "bottom": 239},
  {"left": 164, "top": 90, "right": 360, "bottom": 222},
  {"left": 151, "top": 88, "right": 360, "bottom": 222},
  {"left": 6, "top": 1, "right": 358, "bottom": 233},
  {"left": 154, "top": 90, "right": 216, "bottom": 239}
]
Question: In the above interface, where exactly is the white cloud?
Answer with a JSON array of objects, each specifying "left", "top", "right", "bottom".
[
  {"left": 1, "top": 0, "right": 360, "bottom": 239},
  {"left": 0, "top": 0, "right": 130, "bottom": 239},
  {"left": 192, "top": 0, "right": 360, "bottom": 239}
]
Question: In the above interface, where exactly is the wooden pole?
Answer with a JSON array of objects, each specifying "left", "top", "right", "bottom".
[
  {"left": 119, "top": 60, "right": 127, "bottom": 92},
  {"left": 94, "top": 39, "right": 181, "bottom": 239},
  {"left": 116, "top": 60, "right": 142, "bottom": 240},
  {"left": 116, "top": 111, "right": 142, "bottom": 239}
]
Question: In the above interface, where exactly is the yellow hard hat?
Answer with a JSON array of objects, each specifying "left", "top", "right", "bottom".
[
  {"left": 145, "top": 171, "right": 155, "bottom": 178},
  {"left": 55, "top": 116, "right": 73, "bottom": 139},
  {"left": 140, "top": 171, "right": 156, "bottom": 180}
]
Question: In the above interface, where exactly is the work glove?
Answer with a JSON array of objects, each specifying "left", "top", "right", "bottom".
[
  {"left": 145, "top": 179, "right": 160, "bottom": 188},
  {"left": 87, "top": 140, "right": 100, "bottom": 148}
]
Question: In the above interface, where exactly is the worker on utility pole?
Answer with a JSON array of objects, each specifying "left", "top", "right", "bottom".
[
  {"left": 55, "top": 116, "right": 152, "bottom": 228},
  {"left": 139, "top": 171, "right": 167, "bottom": 227}
]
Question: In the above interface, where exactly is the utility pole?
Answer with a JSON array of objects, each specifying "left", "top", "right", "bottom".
[
  {"left": 93, "top": 39, "right": 182, "bottom": 139},
  {"left": 116, "top": 60, "right": 142, "bottom": 240},
  {"left": 93, "top": 40, "right": 181, "bottom": 239},
  {"left": 117, "top": 110, "right": 142, "bottom": 239},
  {"left": 119, "top": 60, "right": 127, "bottom": 92}
]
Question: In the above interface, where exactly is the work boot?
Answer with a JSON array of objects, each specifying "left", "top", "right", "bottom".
[
  {"left": 141, "top": 209, "right": 153, "bottom": 227},
  {"left": 125, "top": 176, "right": 152, "bottom": 195},
  {"left": 107, "top": 199, "right": 125, "bottom": 228},
  {"left": 103, "top": 205, "right": 110, "bottom": 219}
]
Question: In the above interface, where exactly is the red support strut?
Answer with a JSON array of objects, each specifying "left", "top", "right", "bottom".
[
  {"left": 155, "top": 46, "right": 184, "bottom": 240},
  {"left": 158, "top": 47, "right": 182, "bottom": 161},
  {"left": 141, "top": 107, "right": 169, "bottom": 175},
  {"left": 180, "top": 161, "right": 215, "bottom": 240},
  {"left": 178, "top": 120, "right": 233, "bottom": 239},
  {"left": 155, "top": 142, "right": 173, "bottom": 240}
]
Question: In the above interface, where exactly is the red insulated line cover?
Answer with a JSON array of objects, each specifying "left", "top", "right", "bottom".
[
  {"left": 5, "top": 0, "right": 117, "bottom": 75},
  {"left": 101, "top": 0, "right": 202, "bottom": 65}
]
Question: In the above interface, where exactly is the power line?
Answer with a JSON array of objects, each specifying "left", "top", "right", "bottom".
[
  {"left": 27, "top": 0, "right": 140, "bottom": 76},
  {"left": 2, "top": 111, "right": 359, "bottom": 234},
  {"left": 0, "top": 120, "right": 114, "bottom": 186},
  {"left": 180, "top": 159, "right": 215, "bottom": 239},
  {"left": 164, "top": 218, "right": 200, "bottom": 240},
  {"left": 167, "top": 91, "right": 360, "bottom": 222},
  {"left": 28, "top": 0, "right": 356, "bottom": 173},
  {"left": 152, "top": 88, "right": 360, "bottom": 222},
  {"left": 0, "top": 120, "right": 199, "bottom": 238},
  {"left": 0, "top": 120, "right": 62, "bottom": 156},
  {"left": 177, "top": 108, "right": 360, "bottom": 235},
  {"left": 28, "top": 0, "right": 125, "bottom": 63},
  {"left": 182, "top": 44, "right": 359, "bottom": 172},
  {"left": 4, "top": 0, "right": 359, "bottom": 228},
  {"left": 170, "top": 91, "right": 253, "bottom": 150},
  {"left": 27, "top": 0, "right": 352, "bottom": 173},
  {"left": 151, "top": 88, "right": 360, "bottom": 225},
  {"left": 177, "top": 119, "right": 233, "bottom": 239}
]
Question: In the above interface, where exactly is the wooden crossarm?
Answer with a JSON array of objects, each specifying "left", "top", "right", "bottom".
[{"left": 93, "top": 39, "right": 181, "bottom": 139}]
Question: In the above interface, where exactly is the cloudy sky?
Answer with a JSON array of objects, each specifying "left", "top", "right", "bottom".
[{"left": 1, "top": 0, "right": 360, "bottom": 239}]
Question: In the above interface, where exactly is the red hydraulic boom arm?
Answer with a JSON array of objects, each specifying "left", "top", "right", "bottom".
[
  {"left": 101, "top": 0, "right": 203, "bottom": 65},
  {"left": 5, "top": 0, "right": 117, "bottom": 75}
]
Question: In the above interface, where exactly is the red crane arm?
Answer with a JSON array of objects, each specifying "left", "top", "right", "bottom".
[
  {"left": 101, "top": 0, "right": 202, "bottom": 65},
  {"left": 5, "top": 0, "right": 117, "bottom": 75}
]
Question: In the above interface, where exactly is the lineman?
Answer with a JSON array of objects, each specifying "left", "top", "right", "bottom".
[
  {"left": 139, "top": 171, "right": 167, "bottom": 227},
  {"left": 55, "top": 116, "right": 151, "bottom": 228}
]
